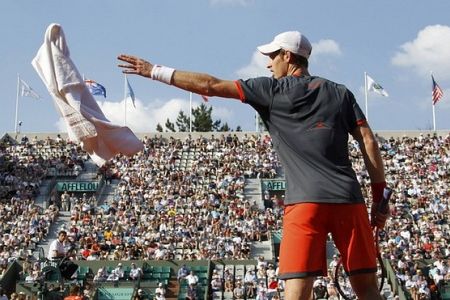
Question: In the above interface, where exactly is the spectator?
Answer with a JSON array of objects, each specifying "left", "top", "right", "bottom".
[
  {"left": 106, "top": 269, "right": 120, "bottom": 282},
  {"left": 244, "top": 269, "right": 257, "bottom": 298},
  {"left": 210, "top": 275, "right": 222, "bottom": 292},
  {"left": 133, "top": 289, "right": 146, "bottom": 300},
  {"left": 47, "top": 230, "right": 68, "bottom": 260},
  {"left": 83, "top": 283, "right": 94, "bottom": 299},
  {"left": 93, "top": 267, "right": 107, "bottom": 283},
  {"left": 129, "top": 263, "right": 143, "bottom": 281},
  {"left": 64, "top": 285, "right": 83, "bottom": 300},
  {"left": 256, "top": 281, "right": 267, "bottom": 297},
  {"left": 233, "top": 281, "right": 245, "bottom": 300},
  {"left": 185, "top": 270, "right": 199, "bottom": 286},
  {"left": 155, "top": 282, "right": 166, "bottom": 297},
  {"left": 177, "top": 264, "right": 190, "bottom": 282},
  {"left": 313, "top": 278, "right": 329, "bottom": 299},
  {"left": 224, "top": 268, "right": 234, "bottom": 292},
  {"left": 113, "top": 263, "right": 125, "bottom": 279}
]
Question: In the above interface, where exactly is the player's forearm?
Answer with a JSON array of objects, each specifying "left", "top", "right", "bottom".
[
  {"left": 359, "top": 131, "right": 385, "bottom": 183},
  {"left": 352, "top": 125, "right": 385, "bottom": 183},
  {"left": 171, "top": 70, "right": 240, "bottom": 99},
  {"left": 363, "top": 141, "right": 385, "bottom": 182},
  {"left": 172, "top": 71, "right": 220, "bottom": 96}
]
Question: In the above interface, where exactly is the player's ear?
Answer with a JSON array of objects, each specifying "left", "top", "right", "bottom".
[{"left": 285, "top": 51, "right": 294, "bottom": 63}]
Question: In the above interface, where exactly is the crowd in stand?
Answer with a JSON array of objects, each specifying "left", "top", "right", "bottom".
[
  {"left": 65, "top": 133, "right": 283, "bottom": 262},
  {"left": 0, "top": 135, "right": 86, "bottom": 283},
  {"left": 0, "top": 131, "right": 448, "bottom": 299},
  {"left": 373, "top": 133, "right": 450, "bottom": 300},
  {"left": 345, "top": 133, "right": 449, "bottom": 300}
]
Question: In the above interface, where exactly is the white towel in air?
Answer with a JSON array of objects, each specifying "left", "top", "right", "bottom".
[{"left": 32, "top": 23, "right": 144, "bottom": 166}]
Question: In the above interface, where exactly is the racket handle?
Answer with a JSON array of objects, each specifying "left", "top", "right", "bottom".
[{"left": 379, "top": 187, "right": 392, "bottom": 214}]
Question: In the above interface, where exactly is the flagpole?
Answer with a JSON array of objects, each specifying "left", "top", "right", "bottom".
[
  {"left": 124, "top": 75, "right": 127, "bottom": 126},
  {"left": 364, "top": 72, "right": 369, "bottom": 121},
  {"left": 15, "top": 74, "right": 20, "bottom": 134},
  {"left": 189, "top": 92, "right": 192, "bottom": 132},
  {"left": 431, "top": 71, "right": 436, "bottom": 131},
  {"left": 432, "top": 104, "right": 436, "bottom": 131}
]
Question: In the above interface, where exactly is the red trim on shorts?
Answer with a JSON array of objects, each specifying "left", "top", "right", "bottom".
[{"left": 234, "top": 80, "right": 245, "bottom": 102}]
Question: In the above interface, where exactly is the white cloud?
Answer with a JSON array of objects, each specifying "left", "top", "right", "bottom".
[
  {"left": 236, "top": 51, "right": 271, "bottom": 79},
  {"left": 211, "top": 105, "right": 233, "bottom": 122},
  {"left": 210, "top": 0, "right": 254, "bottom": 6},
  {"left": 392, "top": 25, "right": 450, "bottom": 79},
  {"left": 311, "top": 39, "right": 342, "bottom": 57},
  {"left": 55, "top": 97, "right": 234, "bottom": 133}
]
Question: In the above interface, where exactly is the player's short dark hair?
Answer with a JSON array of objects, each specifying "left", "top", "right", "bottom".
[{"left": 279, "top": 48, "right": 309, "bottom": 68}]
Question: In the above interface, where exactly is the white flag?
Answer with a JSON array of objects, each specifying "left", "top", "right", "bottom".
[
  {"left": 366, "top": 75, "right": 388, "bottom": 97},
  {"left": 20, "top": 78, "right": 41, "bottom": 99}
]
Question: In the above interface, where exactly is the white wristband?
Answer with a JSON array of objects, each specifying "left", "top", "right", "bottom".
[{"left": 151, "top": 65, "right": 175, "bottom": 85}]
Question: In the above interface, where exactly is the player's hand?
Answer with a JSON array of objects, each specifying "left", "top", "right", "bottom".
[
  {"left": 370, "top": 201, "right": 389, "bottom": 229},
  {"left": 118, "top": 54, "right": 152, "bottom": 78}
]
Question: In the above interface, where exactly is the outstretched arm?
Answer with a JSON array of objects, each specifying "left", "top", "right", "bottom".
[{"left": 117, "top": 54, "right": 241, "bottom": 99}]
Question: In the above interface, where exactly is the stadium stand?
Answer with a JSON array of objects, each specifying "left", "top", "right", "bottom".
[{"left": 0, "top": 130, "right": 448, "bottom": 300}]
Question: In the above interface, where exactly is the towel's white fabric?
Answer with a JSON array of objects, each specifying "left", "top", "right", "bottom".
[{"left": 32, "top": 23, "right": 144, "bottom": 166}]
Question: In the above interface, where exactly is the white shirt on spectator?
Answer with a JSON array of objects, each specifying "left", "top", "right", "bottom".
[
  {"left": 47, "top": 239, "right": 66, "bottom": 260},
  {"left": 186, "top": 273, "right": 199, "bottom": 285},
  {"left": 129, "top": 266, "right": 142, "bottom": 279}
]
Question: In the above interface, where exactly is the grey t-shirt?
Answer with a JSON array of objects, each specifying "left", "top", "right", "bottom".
[{"left": 237, "top": 75, "right": 365, "bottom": 205}]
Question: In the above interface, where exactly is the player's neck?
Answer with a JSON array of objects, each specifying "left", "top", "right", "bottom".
[{"left": 290, "top": 66, "right": 309, "bottom": 77}]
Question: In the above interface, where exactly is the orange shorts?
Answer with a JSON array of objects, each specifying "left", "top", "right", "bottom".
[{"left": 278, "top": 203, "right": 377, "bottom": 279}]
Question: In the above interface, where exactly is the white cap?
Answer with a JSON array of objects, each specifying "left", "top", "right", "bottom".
[{"left": 257, "top": 31, "right": 312, "bottom": 59}]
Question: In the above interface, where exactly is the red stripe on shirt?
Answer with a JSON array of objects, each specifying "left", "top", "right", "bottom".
[{"left": 234, "top": 80, "right": 245, "bottom": 102}]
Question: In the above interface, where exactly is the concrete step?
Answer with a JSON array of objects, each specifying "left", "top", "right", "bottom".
[
  {"left": 35, "top": 178, "right": 54, "bottom": 209},
  {"left": 250, "top": 240, "right": 273, "bottom": 260},
  {"left": 97, "top": 179, "right": 120, "bottom": 205},
  {"left": 244, "top": 178, "right": 264, "bottom": 210}
]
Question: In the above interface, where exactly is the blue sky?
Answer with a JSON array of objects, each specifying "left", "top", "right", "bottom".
[{"left": 1, "top": 0, "right": 450, "bottom": 134}]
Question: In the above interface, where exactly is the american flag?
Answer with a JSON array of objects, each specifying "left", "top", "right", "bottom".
[{"left": 431, "top": 75, "right": 443, "bottom": 105}]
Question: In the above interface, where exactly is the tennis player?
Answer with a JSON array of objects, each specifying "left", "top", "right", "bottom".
[{"left": 118, "top": 30, "right": 389, "bottom": 300}]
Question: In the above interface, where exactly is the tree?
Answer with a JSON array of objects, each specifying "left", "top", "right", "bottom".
[
  {"left": 176, "top": 110, "right": 190, "bottom": 132},
  {"left": 165, "top": 118, "right": 176, "bottom": 132},
  {"left": 159, "top": 103, "right": 238, "bottom": 132},
  {"left": 218, "top": 122, "right": 230, "bottom": 132},
  {"left": 235, "top": 125, "right": 242, "bottom": 132},
  {"left": 192, "top": 103, "right": 215, "bottom": 132}
]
